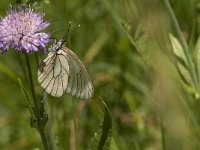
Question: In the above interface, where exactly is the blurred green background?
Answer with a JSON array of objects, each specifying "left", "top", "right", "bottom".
[{"left": 1, "top": 0, "right": 200, "bottom": 149}]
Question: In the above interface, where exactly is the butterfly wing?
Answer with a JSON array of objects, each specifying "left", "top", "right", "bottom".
[
  {"left": 38, "top": 47, "right": 94, "bottom": 99},
  {"left": 58, "top": 47, "right": 94, "bottom": 99},
  {"left": 37, "top": 51, "right": 70, "bottom": 97}
]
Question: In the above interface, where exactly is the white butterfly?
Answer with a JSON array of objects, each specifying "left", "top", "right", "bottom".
[{"left": 37, "top": 39, "right": 94, "bottom": 99}]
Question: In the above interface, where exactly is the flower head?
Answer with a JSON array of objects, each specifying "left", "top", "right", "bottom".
[{"left": 0, "top": 4, "right": 50, "bottom": 53}]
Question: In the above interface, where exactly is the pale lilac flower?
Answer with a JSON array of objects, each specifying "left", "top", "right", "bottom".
[{"left": 0, "top": 4, "right": 50, "bottom": 53}]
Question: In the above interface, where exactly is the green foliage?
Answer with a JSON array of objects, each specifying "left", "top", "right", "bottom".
[
  {"left": 169, "top": 34, "right": 193, "bottom": 86},
  {"left": 18, "top": 78, "right": 33, "bottom": 116},
  {"left": 90, "top": 99, "right": 112, "bottom": 150},
  {"left": 1, "top": 0, "right": 200, "bottom": 150}
]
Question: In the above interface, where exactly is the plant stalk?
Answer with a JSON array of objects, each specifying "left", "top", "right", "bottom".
[
  {"left": 43, "top": 92, "right": 57, "bottom": 150},
  {"left": 24, "top": 53, "right": 49, "bottom": 150},
  {"left": 160, "top": 118, "right": 166, "bottom": 150},
  {"left": 164, "top": 0, "right": 198, "bottom": 90}
]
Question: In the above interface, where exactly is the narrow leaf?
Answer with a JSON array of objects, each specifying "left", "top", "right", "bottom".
[
  {"left": 18, "top": 78, "right": 35, "bottom": 118},
  {"left": 177, "top": 63, "right": 192, "bottom": 85},
  {"left": 169, "top": 33, "right": 187, "bottom": 64},
  {"left": 90, "top": 99, "right": 112, "bottom": 150},
  {"left": 169, "top": 34, "right": 193, "bottom": 86},
  {"left": 195, "top": 36, "right": 200, "bottom": 83}
]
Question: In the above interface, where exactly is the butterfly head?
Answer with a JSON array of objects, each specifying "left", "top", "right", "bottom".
[{"left": 48, "top": 39, "right": 66, "bottom": 52}]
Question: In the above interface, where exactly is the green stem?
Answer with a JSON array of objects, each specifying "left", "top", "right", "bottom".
[
  {"left": 44, "top": 92, "right": 57, "bottom": 150},
  {"left": 18, "top": 53, "right": 28, "bottom": 85},
  {"left": 164, "top": 0, "right": 198, "bottom": 89},
  {"left": 72, "top": 99, "right": 77, "bottom": 150},
  {"left": 160, "top": 118, "right": 166, "bottom": 150},
  {"left": 40, "top": 130, "right": 50, "bottom": 150},
  {"left": 24, "top": 53, "right": 40, "bottom": 118},
  {"left": 24, "top": 53, "right": 49, "bottom": 150},
  {"left": 35, "top": 53, "right": 39, "bottom": 69}
]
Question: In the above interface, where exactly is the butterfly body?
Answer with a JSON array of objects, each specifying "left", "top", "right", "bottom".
[{"left": 38, "top": 39, "right": 94, "bottom": 99}]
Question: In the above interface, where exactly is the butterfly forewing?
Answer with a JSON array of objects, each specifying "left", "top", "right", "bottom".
[
  {"left": 37, "top": 41, "right": 94, "bottom": 99},
  {"left": 38, "top": 51, "right": 70, "bottom": 97}
]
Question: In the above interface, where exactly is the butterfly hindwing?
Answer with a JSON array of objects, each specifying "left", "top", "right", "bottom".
[{"left": 61, "top": 47, "right": 94, "bottom": 99}]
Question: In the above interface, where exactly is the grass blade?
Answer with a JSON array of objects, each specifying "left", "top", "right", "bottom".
[{"left": 90, "top": 99, "right": 112, "bottom": 150}]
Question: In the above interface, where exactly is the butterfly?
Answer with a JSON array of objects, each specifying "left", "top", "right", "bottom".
[{"left": 37, "top": 39, "right": 94, "bottom": 99}]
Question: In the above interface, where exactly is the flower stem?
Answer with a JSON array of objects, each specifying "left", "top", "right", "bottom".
[
  {"left": 40, "top": 130, "right": 50, "bottom": 150},
  {"left": 164, "top": 0, "right": 198, "bottom": 90},
  {"left": 43, "top": 92, "right": 57, "bottom": 150},
  {"left": 25, "top": 53, "right": 39, "bottom": 117},
  {"left": 24, "top": 53, "right": 49, "bottom": 150},
  {"left": 25, "top": 53, "right": 40, "bottom": 117}
]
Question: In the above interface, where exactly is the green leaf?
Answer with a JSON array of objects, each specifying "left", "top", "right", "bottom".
[
  {"left": 122, "top": 23, "right": 153, "bottom": 66},
  {"left": 169, "top": 34, "right": 193, "bottom": 85},
  {"left": 18, "top": 78, "right": 35, "bottom": 120},
  {"left": 189, "top": 20, "right": 196, "bottom": 51},
  {"left": 169, "top": 33, "right": 187, "bottom": 63},
  {"left": 18, "top": 78, "right": 31, "bottom": 105},
  {"left": 90, "top": 99, "right": 112, "bottom": 150},
  {"left": 195, "top": 36, "right": 200, "bottom": 83},
  {"left": 176, "top": 63, "right": 192, "bottom": 85}
]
